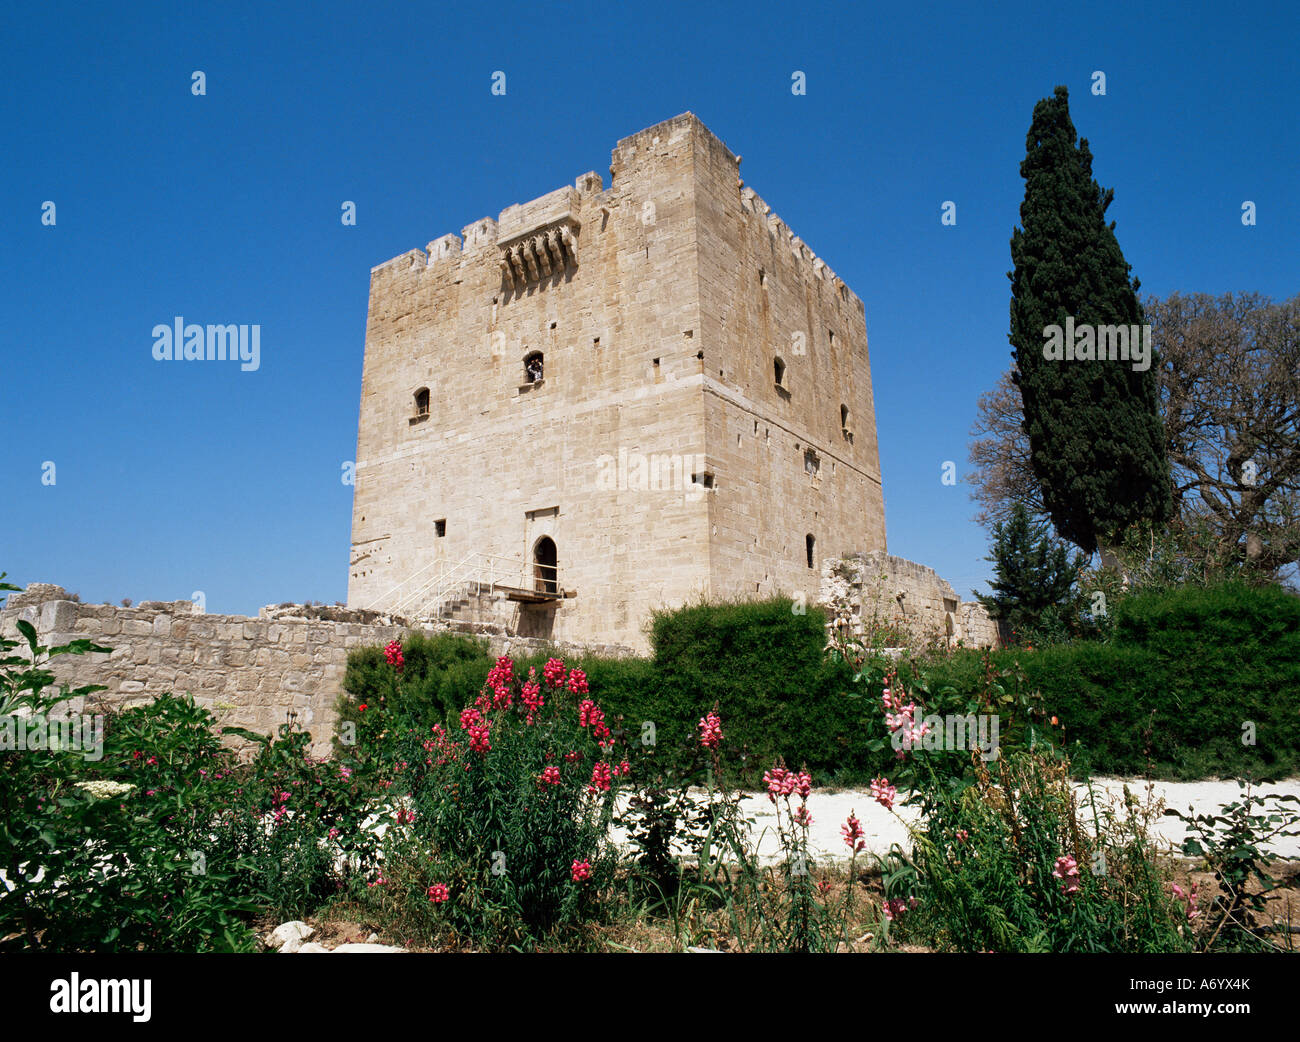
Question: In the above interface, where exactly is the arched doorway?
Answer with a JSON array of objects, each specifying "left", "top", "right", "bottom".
[{"left": 533, "top": 536, "right": 557, "bottom": 594}]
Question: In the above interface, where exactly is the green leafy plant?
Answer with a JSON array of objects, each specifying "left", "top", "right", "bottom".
[
  {"left": 0, "top": 578, "right": 260, "bottom": 951},
  {"left": 1165, "top": 782, "right": 1300, "bottom": 951}
]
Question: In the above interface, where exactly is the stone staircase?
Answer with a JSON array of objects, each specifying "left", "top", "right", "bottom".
[{"left": 429, "top": 581, "right": 512, "bottom": 629}]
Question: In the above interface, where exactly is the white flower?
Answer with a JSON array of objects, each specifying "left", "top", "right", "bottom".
[{"left": 74, "top": 780, "right": 135, "bottom": 800}]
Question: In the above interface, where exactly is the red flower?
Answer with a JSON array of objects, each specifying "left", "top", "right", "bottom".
[
  {"left": 467, "top": 723, "right": 491, "bottom": 754},
  {"left": 384, "top": 640, "right": 405, "bottom": 672},
  {"left": 577, "top": 699, "right": 611, "bottom": 740},
  {"left": 543, "top": 658, "right": 567, "bottom": 688},
  {"left": 427, "top": 883, "right": 449, "bottom": 903},
  {"left": 571, "top": 859, "right": 592, "bottom": 883},
  {"left": 588, "top": 761, "right": 612, "bottom": 794}
]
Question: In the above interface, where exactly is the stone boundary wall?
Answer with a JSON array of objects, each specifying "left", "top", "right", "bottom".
[
  {"left": 1, "top": 585, "right": 636, "bottom": 758},
  {"left": 818, "top": 553, "right": 1002, "bottom": 650}
]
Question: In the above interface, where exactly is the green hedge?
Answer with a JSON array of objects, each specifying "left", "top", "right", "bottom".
[
  {"left": 339, "top": 583, "right": 1300, "bottom": 783},
  {"left": 638, "top": 598, "right": 878, "bottom": 783},
  {"left": 338, "top": 599, "right": 885, "bottom": 786},
  {"left": 911, "top": 582, "right": 1300, "bottom": 780}
]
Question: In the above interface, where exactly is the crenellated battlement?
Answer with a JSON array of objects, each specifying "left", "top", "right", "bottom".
[
  {"left": 371, "top": 170, "right": 611, "bottom": 289},
  {"left": 741, "top": 186, "right": 860, "bottom": 312}
]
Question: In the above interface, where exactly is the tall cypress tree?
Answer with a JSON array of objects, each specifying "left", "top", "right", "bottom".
[{"left": 1008, "top": 85, "right": 1172, "bottom": 555}]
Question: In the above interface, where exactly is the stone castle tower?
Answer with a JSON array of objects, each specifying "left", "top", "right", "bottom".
[{"left": 348, "top": 113, "right": 887, "bottom": 652}]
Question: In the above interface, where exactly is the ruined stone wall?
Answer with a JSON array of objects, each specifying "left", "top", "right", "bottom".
[
  {"left": 818, "top": 553, "right": 1000, "bottom": 650},
  {"left": 348, "top": 113, "right": 887, "bottom": 652},
  {"left": 1, "top": 586, "right": 634, "bottom": 758}
]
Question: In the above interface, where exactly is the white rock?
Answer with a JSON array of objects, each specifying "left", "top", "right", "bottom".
[
  {"left": 296, "top": 942, "right": 331, "bottom": 953},
  {"left": 268, "top": 920, "right": 314, "bottom": 953}
]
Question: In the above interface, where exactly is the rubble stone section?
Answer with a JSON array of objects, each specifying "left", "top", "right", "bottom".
[
  {"left": 348, "top": 112, "right": 886, "bottom": 654},
  {"left": 1, "top": 587, "right": 635, "bottom": 758},
  {"left": 819, "top": 552, "right": 1002, "bottom": 650}
]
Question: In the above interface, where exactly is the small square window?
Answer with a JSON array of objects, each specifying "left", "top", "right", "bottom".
[
  {"left": 435, "top": 519, "right": 446, "bottom": 537},
  {"left": 692, "top": 472, "right": 715, "bottom": 489}
]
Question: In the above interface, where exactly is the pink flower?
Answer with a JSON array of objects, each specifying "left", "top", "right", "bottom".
[
  {"left": 571, "top": 859, "right": 592, "bottom": 883},
  {"left": 1052, "top": 855, "right": 1078, "bottom": 879},
  {"left": 459, "top": 706, "right": 482, "bottom": 730},
  {"left": 588, "top": 761, "right": 612, "bottom": 794},
  {"left": 870, "top": 777, "right": 897, "bottom": 810},
  {"left": 384, "top": 640, "right": 404, "bottom": 672},
  {"left": 467, "top": 723, "right": 491, "bottom": 754},
  {"left": 793, "top": 805, "right": 814, "bottom": 828},
  {"left": 486, "top": 656, "right": 515, "bottom": 708},
  {"left": 698, "top": 711, "right": 724, "bottom": 750},
  {"left": 841, "top": 812, "right": 866, "bottom": 854},
  {"left": 538, "top": 766, "right": 561, "bottom": 787},
  {"left": 521, "top": 676, "right": 544, "bottom": 723},
  {"left": 543, "top": 658, "right": 567, "bottom": 688},
  {"left": 764, "top": 765, "right": 799, "bottom": 802},
  {"left": 956, "top": 828, "right": 969, "bottom": 843},
  {"left": 883, "top": 897, "right": 914, "bottom": 921},
  {"left": 566, "top": 669, "right": 589, "bottom": 696},
  {"left": 1053, "top": 855, "right": 1080, "bottom": 895},
  {"left": 427, "top": 883, "right": 449, "bottom": 903},
  {"left": 577, "top": 699, "right": 611, "bottom": 740},
  {"left": 1171, "top": 881, "right": 1200, "bottom": 920}
]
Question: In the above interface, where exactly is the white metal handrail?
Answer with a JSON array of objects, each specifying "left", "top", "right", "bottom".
[{"left": 368, "top": 551, "right": 560, "bottom": 621}]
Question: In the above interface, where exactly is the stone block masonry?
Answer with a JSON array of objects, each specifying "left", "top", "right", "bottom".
[
  {"left": 819, "top": 553, "right": 1002, "bottom": 650},
  {"left": 1, "top": 585, "right": 634, "bottom": 759}
]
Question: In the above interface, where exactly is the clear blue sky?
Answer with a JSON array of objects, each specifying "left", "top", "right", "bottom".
[{"left": 2, "top": 0, "right": 1296, "bottom": 612}]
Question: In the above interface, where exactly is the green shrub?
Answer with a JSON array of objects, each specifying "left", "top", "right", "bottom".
[
  {"left": 1, "top": 576, "right": 385, "bottom": 950},
  {"left": 363, "top": 656, "right": 625, "bottom": 949},
  {"left": 909, "top": 582, "right": 1300, "bottom": 779},
  {"left": 335, "top": 631, "right": 495, "bottom": 764},
  {"left": 0, "top": 611, "right": 261, "bottom": 951},
  {"left": 890, "top": 748, "right": 1192, "bottom": 952}
]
